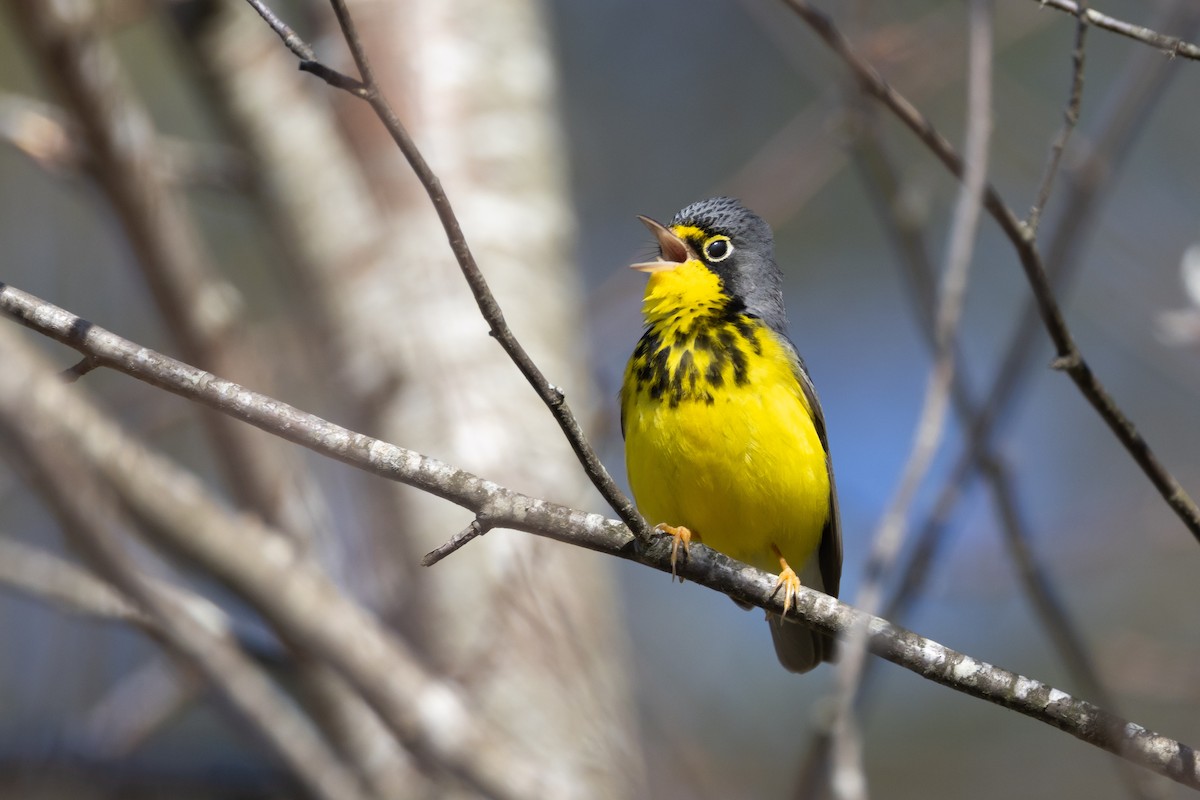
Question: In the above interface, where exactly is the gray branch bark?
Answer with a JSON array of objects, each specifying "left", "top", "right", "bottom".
[{"left": 3, "top": 282, "right": 1196, "bottom": 790}]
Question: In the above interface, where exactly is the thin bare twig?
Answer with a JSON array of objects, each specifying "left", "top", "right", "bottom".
[
  {"left": 3, "top": 284, "right": 1197, "bottom": 788},
  {"left": 243, "top": 0, "right": 652, "bottom": 543},
  {"left": 422, "top": 518, "right": 493, "bottom": 567},
  {"left": 1003, "top": 13, "right": 1162, "bottom": 794},
  {"left": 839, "top": 14, "right": 1193, "bottom": 793},
  {"left": 851, "top": 0, "right": 1101, "bottom": 714},
  {"left": 840, "top": 14, "right": 1193, "bottom": 796},
  {"left": 1027, "top": 0, "right": 1088, "bottom": 235},
  {"left": 243, "top": 0, "right": 315, "bottom": 60},
  {"left": 884, "top": 0, "right": 1200, "bottom": 624},
  {"left": 830, "top": 5, "right": 994, "bottom": 798},
  {"left": 1035, "top": 0, "right": 1200, "bottom": 60},
  {"left": 62, "top": 355, "right": 100, "bottom": 382},
  {"left": 781, "top": 0, "right": 1200, "bottom": 544},
  {"left": 850, "top": 118, "right": 1160, "bottom": 800},
  {"left": 172, "top": 0, "right": 433, "bottom": 609}
]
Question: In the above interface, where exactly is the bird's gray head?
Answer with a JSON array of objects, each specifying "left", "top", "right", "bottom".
[{"left": 660, "top": 197, "right": 788, "bottom": 333}]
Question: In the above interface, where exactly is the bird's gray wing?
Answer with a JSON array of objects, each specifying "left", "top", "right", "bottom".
[{"left": 787, "top": 340, "right": 843, "bottom": 601}]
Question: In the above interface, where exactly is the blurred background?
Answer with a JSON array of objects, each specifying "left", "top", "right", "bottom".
[{"left": 1, "top": 0, "right": 1199, "bottom": 798}]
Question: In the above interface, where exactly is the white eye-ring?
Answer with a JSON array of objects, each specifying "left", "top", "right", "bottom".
[{"left": 704, "top": 236, "right": 733, "bottom": 262}]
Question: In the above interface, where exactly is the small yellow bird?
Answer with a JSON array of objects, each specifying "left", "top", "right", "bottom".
[{"left": 620, "top": 197, "right": 842, "bottom": 673}]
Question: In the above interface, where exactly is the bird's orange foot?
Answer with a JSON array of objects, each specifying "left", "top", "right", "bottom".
[
  {"left": 655, "top": 523, "right": 694, "bottom": 582},
  {"left": 770, "top": 546, "right": 802, "bottom": 616}
]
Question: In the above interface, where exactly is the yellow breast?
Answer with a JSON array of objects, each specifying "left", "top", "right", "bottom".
[{"left": 621, "top": 264, "right": 831, "bottom": 573}]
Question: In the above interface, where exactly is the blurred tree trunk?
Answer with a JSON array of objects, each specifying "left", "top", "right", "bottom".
[
  {"left": 182, "top": 0, "right": 645, "bottom": 795},
  {"left": 341, "top": 2, "right": 644, "bottom": 795}
]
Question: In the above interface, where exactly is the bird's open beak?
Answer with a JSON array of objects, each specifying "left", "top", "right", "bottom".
[{"left": 630, "top": 215, "right": 699, "bottom": 272}]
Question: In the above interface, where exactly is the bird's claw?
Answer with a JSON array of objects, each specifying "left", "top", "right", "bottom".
[
  {"left": 655, "top": 523, "right": 693, "bottom": 582},
  {"left": 770, "top": 546, "right": 802, "bottom": 616},
  {"left": 772, "top": 565, "right": 803, "bottom": 616}
]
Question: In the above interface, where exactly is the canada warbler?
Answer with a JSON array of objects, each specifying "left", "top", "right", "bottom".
[{"left": 620, "top": 197, "right": 842, "bottom": 673}]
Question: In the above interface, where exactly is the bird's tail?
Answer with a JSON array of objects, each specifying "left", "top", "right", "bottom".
[{"left": 768, "top": 614, "right": 837, "bottom": 674}]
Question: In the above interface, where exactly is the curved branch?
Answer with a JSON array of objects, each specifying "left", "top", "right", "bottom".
[{"left": 2, "top": 283, "right": 1196, "bottom": 790}]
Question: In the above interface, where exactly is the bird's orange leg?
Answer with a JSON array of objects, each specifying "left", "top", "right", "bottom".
[
  {"left": 770, "top": 544, "right": 802, "bottom": 616},
  {"left": 655, "top": 523, "right": 697, "bottom": 582}
]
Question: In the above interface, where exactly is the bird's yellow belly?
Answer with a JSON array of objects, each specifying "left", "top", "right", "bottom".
[{"left": 624, "top": 377, "right": 830, "bottom": 573}]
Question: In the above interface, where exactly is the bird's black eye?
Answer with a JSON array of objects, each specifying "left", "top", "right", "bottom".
[{"left": 704, "top": 236, "right": 732, "bottom": 262}]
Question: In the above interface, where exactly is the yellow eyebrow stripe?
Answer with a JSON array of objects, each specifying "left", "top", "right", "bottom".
[{"left": 670, "top": 224, "right": 707, "bottom": 241}]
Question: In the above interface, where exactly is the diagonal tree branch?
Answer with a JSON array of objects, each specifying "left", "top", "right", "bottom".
[
  {"left": 0, "top": 536, "right": 280, "bottom": 661},
  {"left": 2, "top": 283, "right": 1197, "bottom": 789},
  {"left": 884, "top": 0, "right": 1200, "bottom": 625},
  {"left": 0, "top": 305, "right": 556, "bottom": 800},
  {"left": 780, "top": 0, "right": 1200, "bottom": 544},
  {"left": 1026, "top": 0, "right": 1089, "bottom": 236},
  {"left": 0, "top": 420, "right": 370, "bottom": 800},
  {"left": 1034, "top": 0, "right": 1200, "bottom": 60},
  {"left": 0, "top": 536, "right": 154, "bottom": 629},
  {"left": 829, "top": 6, "right": 995, "bottom": 797},
  {"left": 7, "top": 0, "right": 295, "bottom": 527},
  {"left": 0, "top": 534, "right": 405, "bottom": 797},
  {"left": 243, "top": 0, "right": 652, "bottom": 544},
  {"left": 850, "top": 101, "right": 1160, "bottom": 800},
  {"left": 244, "top": 0, "right": 315, "bottom": 60}
]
